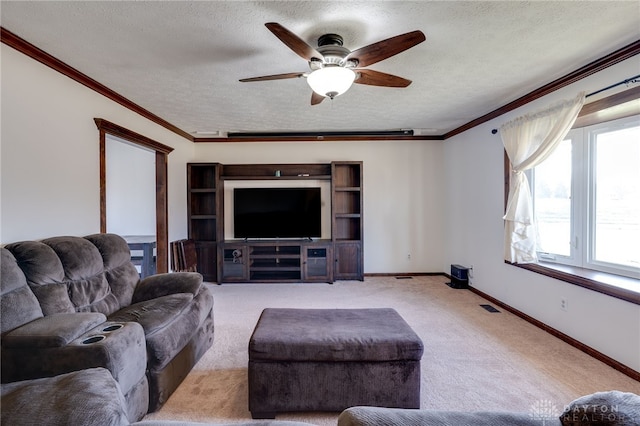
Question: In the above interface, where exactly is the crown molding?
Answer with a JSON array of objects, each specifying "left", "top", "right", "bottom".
[
  {"left": 444, "top": 39, "right": 640, "bottom": 139},
  {"left": 1, "top": 27, "right": 193, "bottom": 141}
]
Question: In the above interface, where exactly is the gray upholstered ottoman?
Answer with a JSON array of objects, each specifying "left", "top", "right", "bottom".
[{"left": 248, "top": 308, "right": 424, "bottom": 419}]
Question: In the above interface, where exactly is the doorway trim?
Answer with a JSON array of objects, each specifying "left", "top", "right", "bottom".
[{"left": 95, "top": 118, "right": 174, "bottom": 273}]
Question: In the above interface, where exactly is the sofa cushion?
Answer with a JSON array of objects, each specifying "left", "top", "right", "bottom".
[
  {"left": 110, "top": 294, "right": 194, "bottom": 336},
  {"left": 560, "top": 390, "right": 640, "bottom": 425},
  {"left": 1, "top": 368, "right": 129, "bottom": 426},
  {"left": 110, "top": 290, "right": 212, "bottom": 370},
  {"left": 0, "top": 248, "right": 43, "bottom": 333},
  {"left": 6, "top": 237, "right": 122, "bottom": 316},
  {"left": 44, "top": 236, "right": 121, "bottom": 314},
  {"left": 85, "top": 233, "right": 140, "bottom": 308},
  {"left": 2, "top": 312, "right": 106, "bottom": 348},
  {"left": 133, "top": 272, "right": 203, "bottom": 303},
  {"left": 6, "top": 240, "right": 75, "bottom": 315}
]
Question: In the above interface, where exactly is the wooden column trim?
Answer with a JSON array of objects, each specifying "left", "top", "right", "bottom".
[
  {"left": 99, "top": 129, "right": 107, "bottom": 233},
  {"left": 155, "top": 152, "right": 169, "bottom": 273}
]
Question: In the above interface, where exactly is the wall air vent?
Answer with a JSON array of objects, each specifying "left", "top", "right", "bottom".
[{"left": 227, "top": 130, "right": 414, "bottom": 139}]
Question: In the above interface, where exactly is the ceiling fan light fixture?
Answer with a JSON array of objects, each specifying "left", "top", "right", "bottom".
[{"left": 307, "top": 66, "right": 356, "bottom": 99}]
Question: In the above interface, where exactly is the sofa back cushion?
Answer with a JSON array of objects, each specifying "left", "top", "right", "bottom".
[
  {"left": 0, "top": 248, "right": 43, "bottom": 334},
  {"left": 4, "top": 241, "right": 75, "bottom": 315},
  {"left": 5, "top": 236, "right": 125, "bottom": 316},
  {"left": 84, "top": 233, "right": 139, "bottom": 308}
]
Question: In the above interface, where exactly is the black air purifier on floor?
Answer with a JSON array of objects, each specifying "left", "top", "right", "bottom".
[{"left": 446, "top": 264, "right": 469, "bottom": 289}]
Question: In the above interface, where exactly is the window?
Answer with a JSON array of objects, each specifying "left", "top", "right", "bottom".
[{"left": 530, "top": 115, "right": 640, "bottom": 279}]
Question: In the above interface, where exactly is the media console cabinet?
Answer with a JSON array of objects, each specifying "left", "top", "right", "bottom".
[
  {"left": 220, "top": 240, "right": 333, "bottom": 283},
  {"left": 187, "top": 162, "right": 363, "bottom": 283}
]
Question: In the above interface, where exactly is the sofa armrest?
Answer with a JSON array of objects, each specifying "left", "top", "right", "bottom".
[
  {"left": 1, "top": 312, "right": 106, "bottom": 348},
  {"left": 1, "top": 368, "right": 130, "bottom": 426},
  {"left": 132, "top": 272, "right": 203, "bottom": 303},
  {"left": 1, "top": 318, "right": 147, "bottom": 398}
]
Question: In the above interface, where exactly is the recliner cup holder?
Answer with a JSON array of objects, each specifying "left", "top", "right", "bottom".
[
  {"left": 82, "top": 335, "right": 106, "bottom": 344},
  {"left": 102, "top": 324, "right": 123, "bottom": 332}
]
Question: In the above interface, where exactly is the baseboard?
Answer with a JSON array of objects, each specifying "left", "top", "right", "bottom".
[
  {"left": 364, "top": 272, "right": 445, "bottom": 277},
  {"left": 468, "top": 285, "right": 640, "bottom": 382}
]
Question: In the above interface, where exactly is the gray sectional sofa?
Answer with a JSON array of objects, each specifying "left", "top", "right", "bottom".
[{"left": 1, "top": 233, "right": 215, "bottom": 420}]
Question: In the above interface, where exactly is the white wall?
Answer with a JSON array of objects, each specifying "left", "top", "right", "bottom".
[
  {"left": 106, "top": 136, "right": 156, "bottom": 236},
  {"left": 443, "top": 56, "right": 640, "bottom": 372},
  {"left": 194, "top": 140, "right": 445, "bottom": 274},
  {"left": 0, "top": 44, "right": 195, "bottom": 250}
]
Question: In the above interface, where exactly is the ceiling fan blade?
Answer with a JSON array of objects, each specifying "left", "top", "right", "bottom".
[
  {"left": 345, "top": 30, "right": 425, "bottom": 68},
  {"left": 354, "top": 69, "right": 412, "bottom": 87},
  {"left": 265, "top": 22, "right": 324, "bottom": 62},
  {"left": 239, "top": 72, "right": 305, "bottom": 82},
  {"left": 311, "top": 91, "right": 325, "bottom": 105}
]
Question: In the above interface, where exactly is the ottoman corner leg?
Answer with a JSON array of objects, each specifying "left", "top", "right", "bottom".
[{"left": 251, "top": 411, "right": 276, "bottom": 419}]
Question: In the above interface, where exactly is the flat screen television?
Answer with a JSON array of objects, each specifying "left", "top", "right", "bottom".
[{"left": 233, "top": 187, "right": 321, "bottom": 239}]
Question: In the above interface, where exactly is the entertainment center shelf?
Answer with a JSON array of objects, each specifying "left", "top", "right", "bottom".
[
  {"left": 220, "top": 163, "right": 331, "bottom": 180},
  {"left": 187, "top": 161, "right": 362, "bottom": 283}
]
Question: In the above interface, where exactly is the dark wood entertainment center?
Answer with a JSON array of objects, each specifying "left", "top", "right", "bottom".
[{"left": 187, "top": 161, "right": 363, "bottom": 283}]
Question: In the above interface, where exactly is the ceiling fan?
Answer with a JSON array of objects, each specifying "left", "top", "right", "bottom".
[{"left": 240, "top": 23, "right": 426, "bottom": 105}]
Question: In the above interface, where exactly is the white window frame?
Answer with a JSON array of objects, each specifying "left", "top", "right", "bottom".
[{"left": 531, "top": 114, "right": 640, "bottom": 279}]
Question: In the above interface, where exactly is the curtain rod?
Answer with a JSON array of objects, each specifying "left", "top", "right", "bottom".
[{"left": 491, "top": 74, "right": 640, "bottom": 134}]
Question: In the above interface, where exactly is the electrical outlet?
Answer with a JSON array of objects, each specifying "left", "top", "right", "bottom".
[
  {"left": 407, "top": 253, "right": 411, "bottom": 260},
  {"left": 560, "top": 298, "right": 568, "bottom": 312},
  {"left": 468, "top": 265, "right": 474, "bottom": 278}
]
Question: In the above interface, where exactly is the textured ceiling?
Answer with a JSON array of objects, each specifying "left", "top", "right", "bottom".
[{"left": 1, "top": 1, "right": 639, "bottom": 137}]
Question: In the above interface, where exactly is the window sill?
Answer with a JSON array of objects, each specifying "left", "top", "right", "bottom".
[{"left": 507, "top": 261, "right": 640, "bottom": 305}]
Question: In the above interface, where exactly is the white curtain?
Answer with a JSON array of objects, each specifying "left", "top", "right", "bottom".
[{"left": 501, "top": 92, "right": 586, "bottom": 263}]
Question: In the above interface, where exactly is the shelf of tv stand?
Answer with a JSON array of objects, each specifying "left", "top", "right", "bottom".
[
  {"left": 220, "top": 163, "right": 331, "bottom": 180},
  {"left": 222, "top": 175, "right": 331, "bottom": 181}
]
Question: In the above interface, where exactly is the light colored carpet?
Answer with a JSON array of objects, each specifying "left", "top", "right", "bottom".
[{"left": 143, "top": 276, "right": 640, "bottom": 425}]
